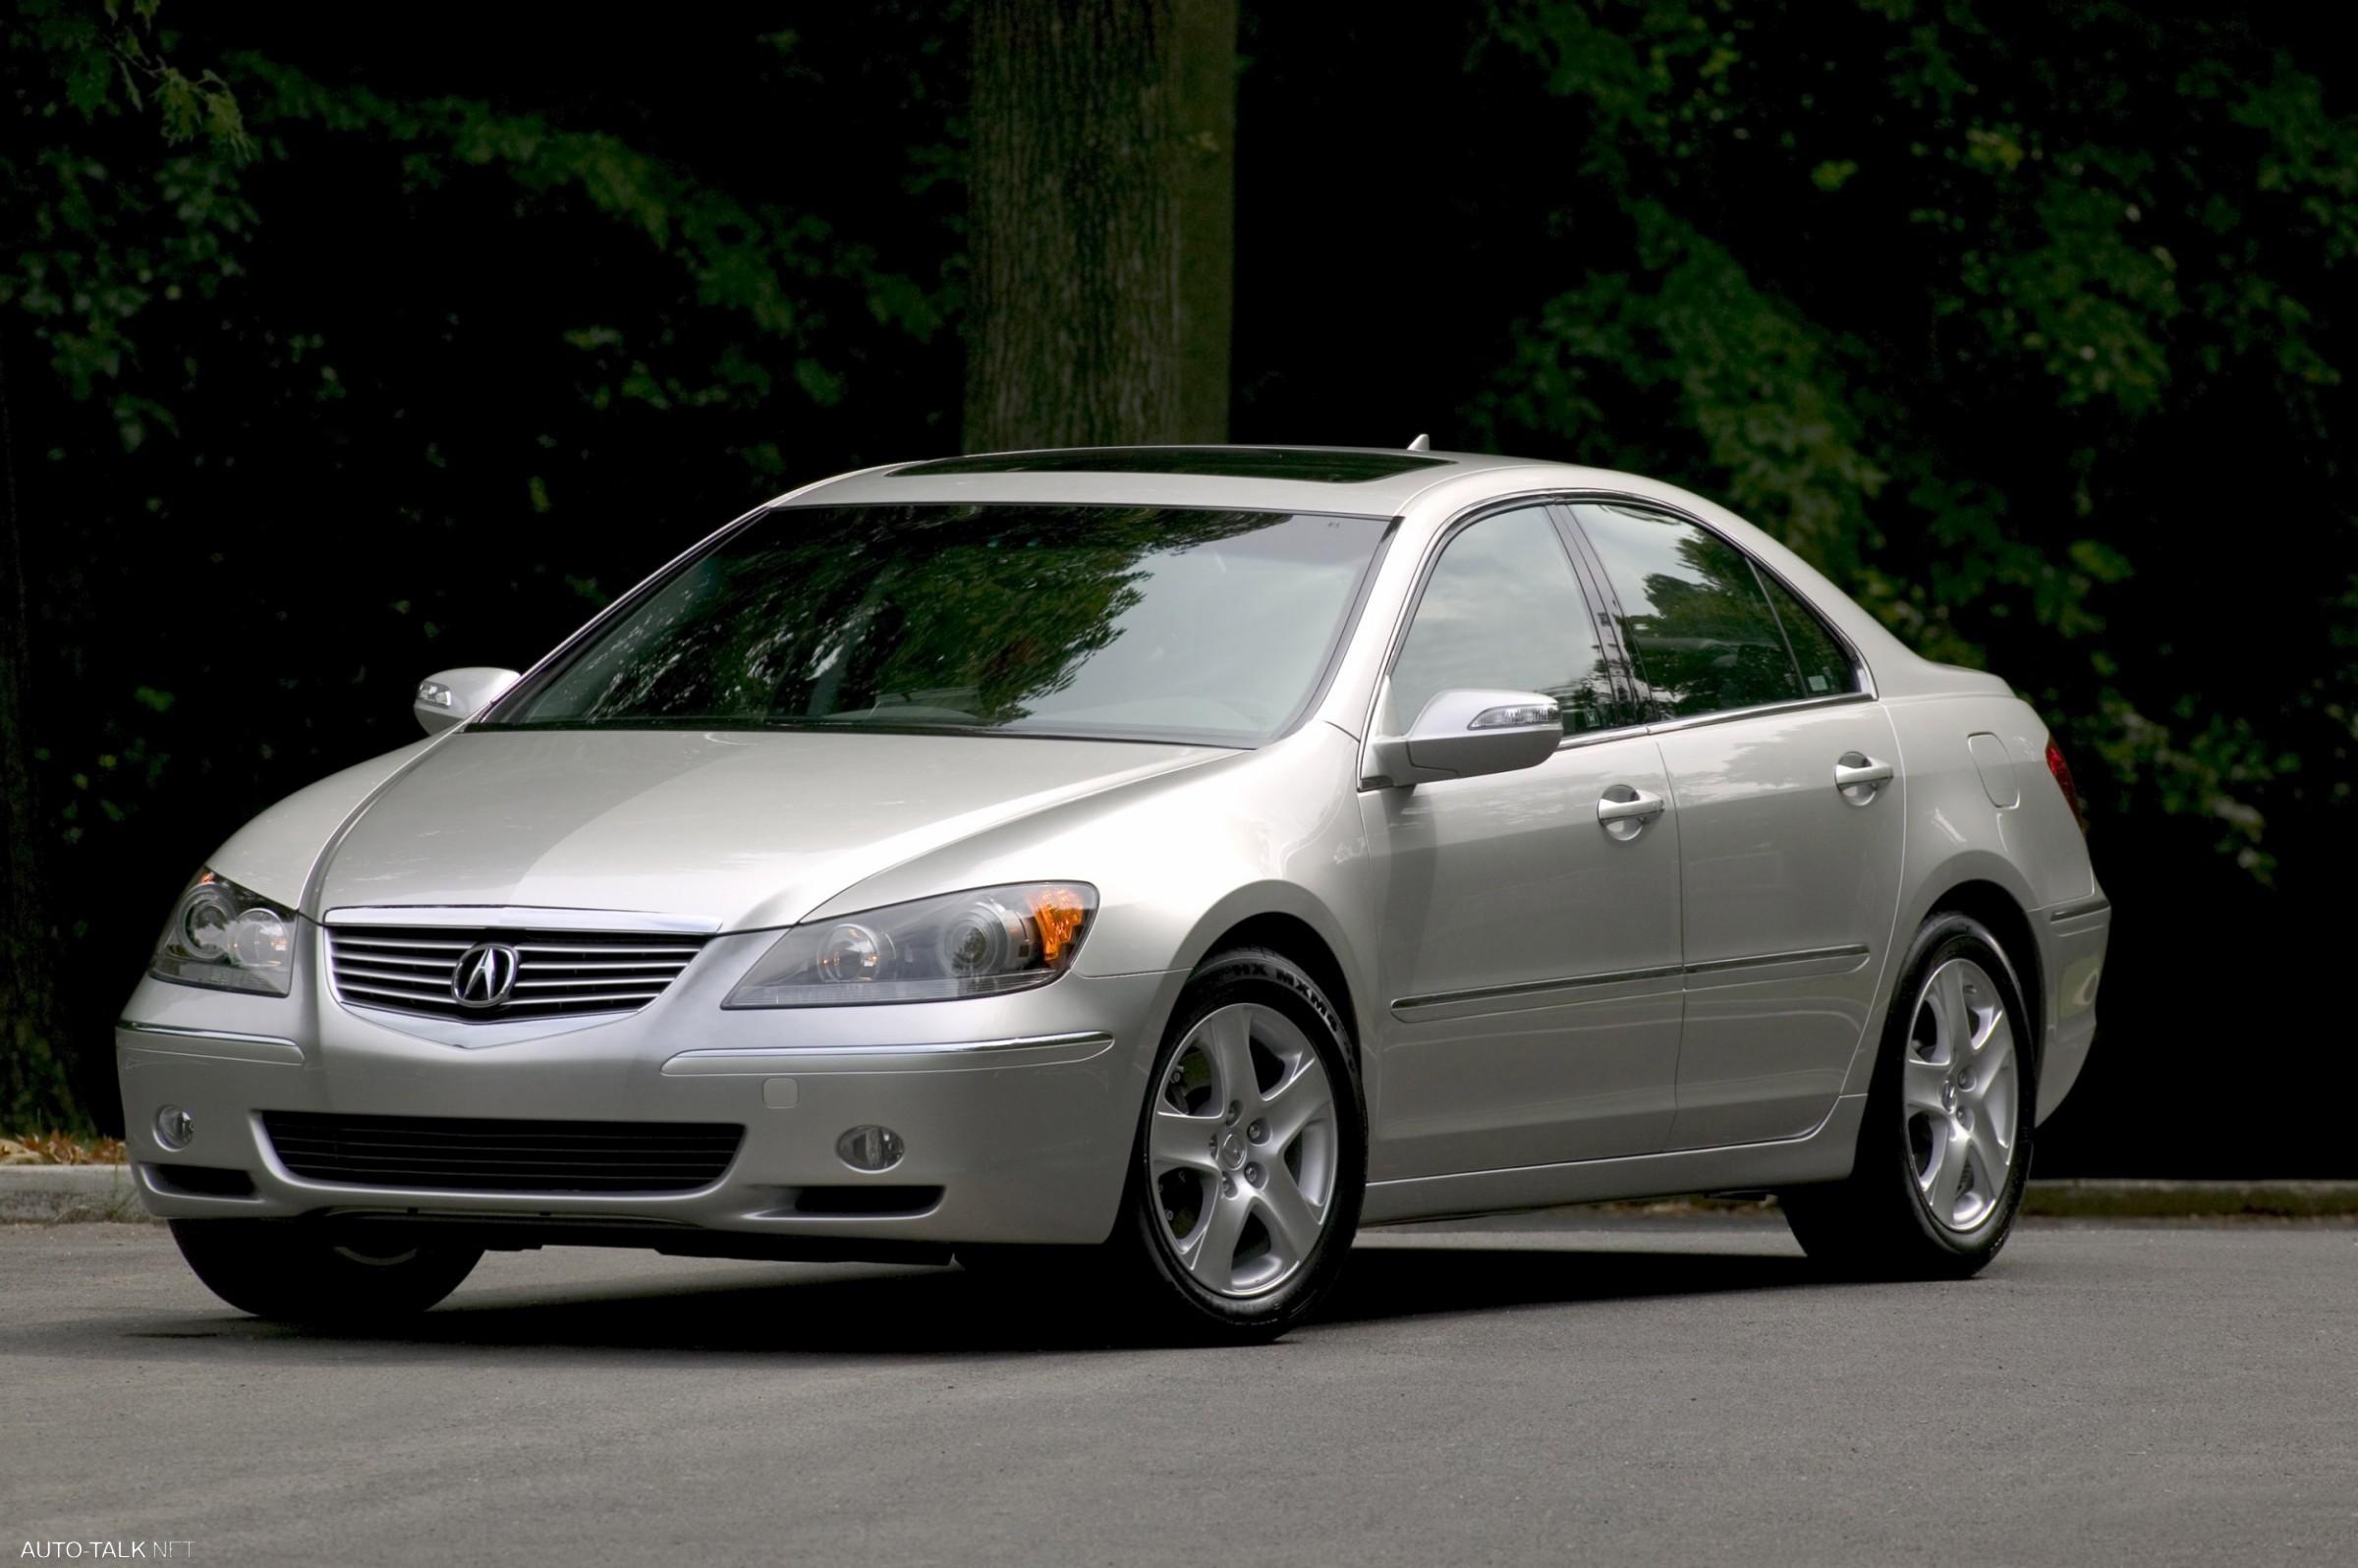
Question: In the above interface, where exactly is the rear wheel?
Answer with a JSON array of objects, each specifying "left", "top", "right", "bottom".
[
  {"left": 1780, "top": 914, "right": 2033, "bottom": 1279},
  {"left": 170, "top": 1218, "right": 481, "bottom": 1324}
]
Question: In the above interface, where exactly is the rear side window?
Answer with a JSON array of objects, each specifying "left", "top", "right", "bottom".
[
  {"left": 1756, "top": 569, "right": 1861, "bottom": 697},
  {"left": 1571, "top": 502, "right": 1801, "bottom": 720},
  {"left": 1386, "top": 505, "right": 1618, "bottom": 737}
]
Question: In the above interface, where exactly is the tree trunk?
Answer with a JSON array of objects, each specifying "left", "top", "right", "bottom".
[
  {"left": 0, "top": 338, "right": 82, "bottom": 1130},
  {"left": 966, "top": 0, "right": 1236, "bottom": 452}
]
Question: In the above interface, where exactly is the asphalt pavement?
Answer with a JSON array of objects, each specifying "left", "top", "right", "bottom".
[{"left": 4, "top": 1213, "right": 2352, "bottom": 1567}]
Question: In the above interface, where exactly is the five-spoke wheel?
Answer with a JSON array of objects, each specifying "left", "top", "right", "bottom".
[
  {"left": 1148, "top": 1001, "right": 1340, "bottom": 1299},
  {"left": 1125, "top": 948, "right": 1365, "bottom": 1339},
  {"left": 1899, "top": 956, "right": 2022, "bottom": 1233},
  {"left": 1780, "top": 914, "right": 2034, "bottom": 1278}
]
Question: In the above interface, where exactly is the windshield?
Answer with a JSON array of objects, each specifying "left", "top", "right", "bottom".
[{"left": 481, "top": 504, "right": 1391, "bottom": 746}]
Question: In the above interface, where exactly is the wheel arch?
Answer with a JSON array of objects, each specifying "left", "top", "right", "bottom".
[
  {"left": 1188, "top": 910, "right": 1364, "bottom": 1067},
  {"left": 1921, "top": 876, "right": 2046, "bottom": 1084}
]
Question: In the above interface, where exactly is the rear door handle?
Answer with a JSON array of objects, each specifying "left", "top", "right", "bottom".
[
  {"left": 1596, "top": 787, "right": 1665, "bottom": 822},
  {"left": 1834, "top": 753, "right": 1894, "bottom": 803}
]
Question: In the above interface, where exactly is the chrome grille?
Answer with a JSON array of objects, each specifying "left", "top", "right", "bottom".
[{"left": 327, "top": 925, "right": 706, "bottom": 1022}]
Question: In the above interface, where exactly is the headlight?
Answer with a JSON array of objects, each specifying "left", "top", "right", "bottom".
[
  {"left": 149, "top": 868, "right": 298, "bottom": 996},
  {"left": 724, "top": 882, "right": 1096, "bottom": 1008}
]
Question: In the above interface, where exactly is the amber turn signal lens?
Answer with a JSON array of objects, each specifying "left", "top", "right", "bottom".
[{"left": 1026, "top": 885, "right": 1091, "bottom": 966}]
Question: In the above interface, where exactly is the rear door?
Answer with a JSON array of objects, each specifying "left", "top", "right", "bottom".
[
  {"left": 1567, "top": 501, "right": 1905, "bottom": 1148},
  {"left": 1360, "top": 503, "right": 1685, "bottom": 1179}
]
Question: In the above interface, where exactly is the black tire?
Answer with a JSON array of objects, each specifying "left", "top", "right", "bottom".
[
  {"left": 1779, "top": 913, "right": 2037, "bottom": 1280},
  {"left": 1117, "top": 947, "right": 1367, "bottom": 1341},
  {"left": 962, "top": 943, "right": 1376, "bottom": 1329},
  {"left": 958, "top": 949, "right": 1368, "bottom": 1340},
  {"left": 170, "top": 1218, "right": 482, "bottom": 1325},
  {"left": 960, "top": 949, "right": 1365, "bottom": 1340}
]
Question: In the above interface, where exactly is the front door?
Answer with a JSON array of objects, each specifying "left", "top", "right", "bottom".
[
  {"left": 1361, "top": 504, "right": 1684, "bottom": 1180},
  {"left": 1569, "top": 500, "right": 1906, "bottom": 1148}
]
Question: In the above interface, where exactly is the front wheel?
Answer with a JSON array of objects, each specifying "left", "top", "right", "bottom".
[
  {"left": 1122, "top": 948, "right": 1366, "bottom": 1340},
  {"left": 170, "top": 1219, "right": 482, "bottom": 1325},
  {"left": 1779, "top": 914, "right": 2035, "bottom": 1279}
]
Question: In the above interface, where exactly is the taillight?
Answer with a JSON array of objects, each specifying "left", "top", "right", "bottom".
[{"left": 2045, "top": 737, "right": 2087, "bottom": 833}]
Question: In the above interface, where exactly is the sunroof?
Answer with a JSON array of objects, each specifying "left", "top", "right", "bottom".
[{"left": 895, "top": 447, "right": 1451, "bottom": 482}]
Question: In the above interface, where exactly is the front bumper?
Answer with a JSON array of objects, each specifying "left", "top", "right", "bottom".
[{"left": 117, "top": 934, "right": 1185, "bottom": 1251}]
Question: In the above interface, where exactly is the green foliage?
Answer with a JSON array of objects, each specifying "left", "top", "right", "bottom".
[
  {"left": 2, "top": 0, "right": 266, "bottom": 1130},
  {"left": 1483, "top": 199, "right": 1889, "bottom": 588},
  {"left": 27, "top": 0, "right": 248, "bottom": 149},
  {"left": 234, "top": 58, "right": 942, "bottom": 447},
  {"left": 1473, "top": 0, "right": 2358, "bottom": 877},
  {"left": 3, "top": 0, "right": 255, "bottom": 449}
]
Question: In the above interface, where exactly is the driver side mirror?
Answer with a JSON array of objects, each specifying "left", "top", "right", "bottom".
[
  {"left": 414, "top": 667, "right": 521, "bottom": 735},
  {"left": 1362, "top": 688, "right": 1562, "bottom": 788}
]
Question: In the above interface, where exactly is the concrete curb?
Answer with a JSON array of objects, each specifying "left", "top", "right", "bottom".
[
  {"left": 0, "top": 1164, "right": 151, "bottom": 1224},
  {"left": 2020, "top": 1179, "right": 2358, "bottom": 1219}
]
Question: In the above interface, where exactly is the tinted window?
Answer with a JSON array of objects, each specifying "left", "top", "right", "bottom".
[
  {"left": 485, "top": 505, "right": 1388, "bottom": 747},
  {"left": 1572, "top": 503, "right": 1801, "bottom": 720},
  {"left": 1757, "top": 569, "right": 1861, "bottom": 697},
  {"left": 1385, "top": 506, "right": 1616, "bottom": 737},
  {"left": 897, "top": 448, "right": 1448, "bottom": 481}
]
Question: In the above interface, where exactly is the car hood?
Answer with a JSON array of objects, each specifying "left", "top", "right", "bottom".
[{"left": 313, "top": 728, "right": 1222, "bottom": 929}]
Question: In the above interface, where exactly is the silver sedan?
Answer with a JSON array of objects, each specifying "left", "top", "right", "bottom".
[{"left": 121, "top": 445, "right": 2108, "bottom": 1339}]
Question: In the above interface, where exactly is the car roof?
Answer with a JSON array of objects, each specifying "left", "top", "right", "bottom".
[{"left": 783, "top": 444, "right": 1565, "bottom": 517}]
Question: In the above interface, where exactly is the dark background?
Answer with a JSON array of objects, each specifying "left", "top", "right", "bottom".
[{"left": 5, "top": 2, "right": 2349, "bottom": 1173}]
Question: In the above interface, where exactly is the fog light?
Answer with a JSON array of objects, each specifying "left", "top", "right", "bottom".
[
  {"left": 154, "top": 1105, "right": 195, "bottom": 1151},
  {"left": 836, "top": 1124, "right": 905, "bottom": 1172}
]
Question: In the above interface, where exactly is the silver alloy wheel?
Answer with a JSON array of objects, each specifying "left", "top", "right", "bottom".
[
  {"left": 1899, "top": 956, "right": 2022, "bottom": 1233},
  {"left": 1147, "top": 1001, "right": 1339, "bottom": 1298}
]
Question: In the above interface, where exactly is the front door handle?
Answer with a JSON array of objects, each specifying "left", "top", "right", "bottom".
[
  {"left": 1596, "top": 788, "right": 1665, "bottom": 821},
  {"left": 1834, "top": 752, "right": 1894, "bottom": 805},
  {"left": 1597, "top": 786, "right": 1665, "bottom": 839}
]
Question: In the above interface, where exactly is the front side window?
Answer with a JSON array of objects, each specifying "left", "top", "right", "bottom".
[
  {"left": 1571, "top": 502, "right": 1805, "bottom": 720},
  {"left": 1384, "top": 505, "right": 1617, "bottom": 737},
  {"left": 482, "top": 505, "right": 1390, "bottom": 747}
]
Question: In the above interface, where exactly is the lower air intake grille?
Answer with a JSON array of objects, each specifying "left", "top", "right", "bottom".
[
  {"left": 327, "top": 925, "right": 707, "bottom": 1022},
  {"left": 262, "top": 1111, "right": 744, "bottom": 1195}
]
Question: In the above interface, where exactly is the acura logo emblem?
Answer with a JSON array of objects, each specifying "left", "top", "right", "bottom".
[{"left": 452, "top": 942, "right": 520, "bottom": 1009}]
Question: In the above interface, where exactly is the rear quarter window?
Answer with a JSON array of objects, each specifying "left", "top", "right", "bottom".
[
  {"left": 1756, "top": 569, "right": 1862, "bottom": 698},
  {"left": 1571, "top": 502, "right": 1802, "bottom": 720}
]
